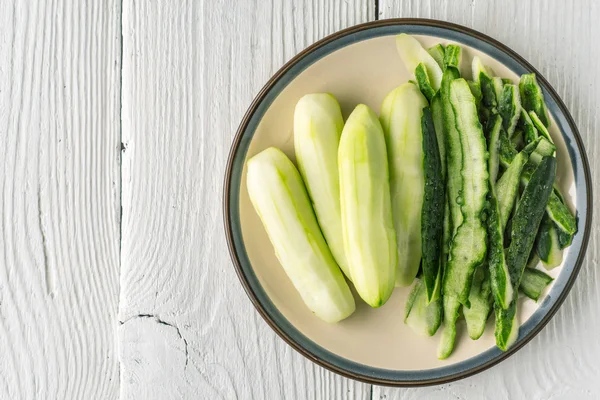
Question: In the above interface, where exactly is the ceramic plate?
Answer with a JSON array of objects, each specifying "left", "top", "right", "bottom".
[{"left": 223, "top": 19, "right": 592, "bottom": 386}]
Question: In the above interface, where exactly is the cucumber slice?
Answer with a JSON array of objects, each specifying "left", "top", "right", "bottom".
[
  {"left": 247, "top": 148, "right": 355, "bottom": 323},
  {"left": 495, "top": 156, "right": 557, "bottom": 351},
  {"left": 415, "top": 63, "right": 436, "bottom": 102},
  {"left": 294, "top": 93, "right": 350, "bottom": 279},
  {"left": 396, "top": 34, "right": 443, "bottom": 91},
  {"left": 339, "top": 104, "right": 397, "bottom": 307},
  {"left": 519, "top": 73, "right": 550, "bottom": 127},
  {"left": 421, "top": 107, "right": 445, "bottom": 302},
  {"left": 443, "top": 78, "right": 489, "bottom": 306},
  {"left": 427, "top": 44, "right": 445, "bottom": 69},
  {"left": 498, "top": 84, "right": 522, "bottom": 138},
  {"left": 463, "top": 267, "right": 493, "bottom": 340},
  {"left": 380, "top": 83, "right": 429, "bottom": 287},
  {"left": 520, "top": 268, "right": 553, "bottom": 301},
  {"left": 443, "top": 44, "right": 462, "bottom": 70},
  {"left": 404, "top": 278, "right": 442, "bottom": 336},
  {"left": 437, "top": 295, "right": 461, "bottom": 359},
  {"left": 535, "top": 215, "right": 564, "bottom": 269}
]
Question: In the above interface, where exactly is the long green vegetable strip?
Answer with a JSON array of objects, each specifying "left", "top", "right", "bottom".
[
  {"left": 441, "top": 67, "right": 463, "bottom": 237},
  {"left": 496, "top": 139, "right": 540, "bottom": 231},
  {"left": 495, "top": 156, "right": 556, "bottom": 351},
  {"left": 420, "top": 107, "right": 445, "bottom": 302},
  {"left": 443, "top": 78, "right": 489, "bottom": 307},
  {"left": 247, "top": 148, "right": 355, "bottom": 323}
]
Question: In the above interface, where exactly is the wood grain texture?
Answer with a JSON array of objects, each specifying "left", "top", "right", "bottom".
[
  {"left": 0, "top": 0, "right": 122, "bottom": 399},
  {"left": 119, "top": 1, "right": 373, "bottom": 398},
  {"left": 376, "top": 1, "right": 600, "bottom": 399}
]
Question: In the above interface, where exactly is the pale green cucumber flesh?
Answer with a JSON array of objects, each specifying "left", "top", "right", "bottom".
[
  {"left": 339, "top": 104, "right": 397, "bottom": 308},
  {"left": 379, "top": 83, "right": 428, "bottom": 287},
  {"left": 294, "top": 93, "right": 350, "bottom": 279},
  {"left": 247, "top": 148, "right": 355, "bottom": 323}
]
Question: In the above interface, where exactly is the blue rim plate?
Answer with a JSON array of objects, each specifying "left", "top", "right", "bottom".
[{"left": 223, "top": 19, "right": 593, "bottom": 386}]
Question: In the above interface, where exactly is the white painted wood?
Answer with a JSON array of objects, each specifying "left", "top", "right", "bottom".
[
  {"left": 376, "top": 1, "right": 600, "bottom": 399},
  {"left": 119, "top": 1, "right": 373, "bottom": 398},
  {"left": 3, "top": 0, "right": 598, "bottom": 398},
  {"left": 0, "top": 0, "right": 122, "bottom": 399}
]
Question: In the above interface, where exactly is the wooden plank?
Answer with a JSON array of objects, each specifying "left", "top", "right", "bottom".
[
  {"left": 119, "top": 1, "right": 374, "bottom": 398},
  {"left": 375, "top": 0, "right": 600, "bottom": 398},
  {"left": 0, "top": 0, "right": 122, "bottom": 399}
]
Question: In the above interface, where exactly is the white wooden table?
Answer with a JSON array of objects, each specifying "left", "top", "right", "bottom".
[{"left": 1, "top": 1, "right": 598, "bottom": 399}]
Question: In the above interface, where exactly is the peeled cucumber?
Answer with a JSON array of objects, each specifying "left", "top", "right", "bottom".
[
  {"left": 247, "top": 148, "right": 355, "bottom": 322},
  {"left": 380, "top": 83, "right": 429, "bottom": 287},
  {"left": 339, "top": 104, "right": 397, "bottom": 307},
  {"left": 294, "top": 93, "right": 350, "bottom": 279}
]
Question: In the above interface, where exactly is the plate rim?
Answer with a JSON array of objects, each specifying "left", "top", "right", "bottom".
[{"left": 222, "top": 18, "right": 593, "bottom": 386}]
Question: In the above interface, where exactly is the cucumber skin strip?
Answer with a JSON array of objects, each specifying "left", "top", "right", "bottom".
[
  {"left": 519, "top": 73, "right": 550, "bottom": 128},
  {"left": 520, "top": 267, "right": 554, "bottom": 301},
  {"left": 496, "top": 139, "right": 540, "bottom": 231},
  {"left": 443, "top": 44, "right": 462, "bottom": 70},
  {"left": 437, "top": 295, "right": 461, "bottom": 359},
  {"left": 415, "top": 63, "right": 436, "bottom": 102},
  {"left": 443, "top": 78, "right": 489, "bottom": 307},
  {"left": 404, "top": 278, "right": 442, "bottom": 336},
  {"left": 463, "top": 267, "right": 493, "bottom": 340},
  {"left": 421, "top": 107, "right": 445, "bottom": 303},
  {"left": 498, "top": 84, "right": 522, "bottom": 138},
  {"left": 431, "top": 94, "right": 446, "bottom": 179},
  {"left": 487, "top": 185, "right": 514, "bottom": 309},
  {"left": 427, "top": 44, "right": 445, "bottom": 70},
  {"left": 441, "top": 67, "right": 463, "bottom": 237},
  {"left": 495, "top": 156, "right": 557, "bottom": 351}
]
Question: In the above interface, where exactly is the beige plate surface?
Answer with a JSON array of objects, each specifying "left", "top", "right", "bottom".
[{"left": 238, "top": 34, "right": 575, "bottom": 371}]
